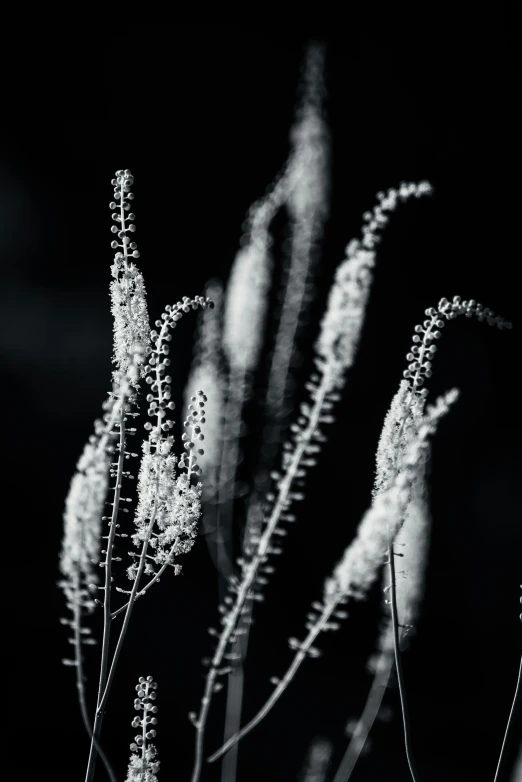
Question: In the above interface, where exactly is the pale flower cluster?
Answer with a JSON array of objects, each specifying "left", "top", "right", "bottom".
[
  {"left": 110, "top": 257, "right": 151, "bottom": 387},
  {"left": 127, "top": 441, "right": 202, "bottom": 580},
  {"left": 222, "top": 201, "right": 281, "bottom": 374},
  {"left": 60, "top": 439, "right": 109, "bottom": 608},
  {"left": 324, "top": 388, "right": 459, "bottom": 603},
  {"left": 314, "top": 183, "right": 432, "bottom": 392}
]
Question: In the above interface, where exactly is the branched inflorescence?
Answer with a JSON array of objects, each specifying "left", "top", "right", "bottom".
[
  {"left": 59, "top": 351, "right": 141, "bottom": 653},
  {"left": 189, "top": 182, "right": 433, "bottom": 781},
  {"left": 126, "top": 676, "right": 160, "bottom": 782},
  {"left": 126, "top": 389, "right": 208, "bottom": 584},
  {"left": 109, "top": 169, "right": 151, "bottom": 388},
  {"left": 207, "top": 387, "right": 460, "bottom": 763},
  {"left": 208, "top": 290, "right": 512, "bottom": 762},
  {"left": 120, "top": 292, "right": 213, "bottom": 591}
]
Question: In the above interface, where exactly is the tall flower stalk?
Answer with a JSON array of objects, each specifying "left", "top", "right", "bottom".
[
  {"left": 221, "top": 42, "right": 330, "bottom": 782},
  {"left": 207, "top": 387, "right": 458, "bottom": 763},
  {"left": 208, "top": 296, "right": 511, "bottom": 764},
  {"left": 66, "top": 170, "right": 214, "bottom": 782},
  {"left": 189, "top": 181, "right": 432, "bottom": 782}
]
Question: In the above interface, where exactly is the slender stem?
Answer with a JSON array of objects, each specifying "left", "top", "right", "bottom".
[
  {"left": 111, "top": 537, "right": 179, "bottom": 619},
  {"left": 388, "top": 542, "right": 420, "bottom": 782},
  {"left": 331, "top": 649, "right": 393, "bottom": 782},
  {"left": 73, "top": 575, "right": 116, "bottom": 782},
  {"left": 207, "top": 599, "right": 338, "bottom": 764},
  {"left": 493, "top": 652, "right": 522, "bottom": 782},
  {"left": 85, "top": 411, "right": 127, "bottom": 782},
  {"left": 97, "top": 490, "right": 160, "bottom": 720}
]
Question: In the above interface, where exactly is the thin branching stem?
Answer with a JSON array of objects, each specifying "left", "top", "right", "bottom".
[
  {"left": 72, "top": 573, "right": 116, "bottom": 782},
  {"left": 190, "top": 371, "right": 331, "bottom": 782},
  {"left": 207, "top": 599, "right": 338, "bottom": 764},
  {"left": 111, "top": 536, "right": 180, "bottom": 619},
  {"left": 85, "top": 411, "right": 127, "bottom": 782}
]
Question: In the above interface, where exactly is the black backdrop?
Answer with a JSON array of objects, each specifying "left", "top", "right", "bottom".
[{"left": 2, "top": 13, "right": 520, "bottom": 782}]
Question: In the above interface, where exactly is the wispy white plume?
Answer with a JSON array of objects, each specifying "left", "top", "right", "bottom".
[
  {"left": 109, "top": 169, "right": 151, "bottom": 387},
  {"left": 222, "top": 172, "right": 288, "bottom": 375},
  {"left": 315, "top": 183, "right": 432, "bottom": 393}
]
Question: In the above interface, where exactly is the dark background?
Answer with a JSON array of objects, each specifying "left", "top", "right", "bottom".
[{"left": 2, "top": 12, "right": 520, "bottom": 782}]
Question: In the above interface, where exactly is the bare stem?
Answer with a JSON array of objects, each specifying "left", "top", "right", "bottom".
[
  {"left": 388, "top": 542, "right": 420, "bottom": 782},
  {"left": 72, "top": 575, "right": 116, "bottom": 782},
  {"left": 331, "top": 649, "right": 393, "bottom": 782},
  {"left": 493, "top": 651, "right": 522, "bottom": 782}
]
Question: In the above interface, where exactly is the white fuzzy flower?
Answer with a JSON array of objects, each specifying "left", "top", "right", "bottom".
[
  {"left": 110, "top": 258, "right": 151, "bottom": 387},
  {"left": 128, "top": 429, "right": 203, "bottom": 580},
  {"left": 60, "top": 440, "right": 109, "bottom": 608},
  {"left": 314, "top": 182, "right": 432, "bottom": 392},
  {"left": 373, "top": 379, "right": 424, "bottom": 498},
  {"left": 324, "top": 387, "right": 458, "bottom": 603},
  {"left": 315, "top": 240, "right": 376, "bottom": 390},
  {"left": 222, "top": 223, "right": 275, "bottom": 374},
  {"left": 287, "top": 41, "right": 330, "bottom": 221}
]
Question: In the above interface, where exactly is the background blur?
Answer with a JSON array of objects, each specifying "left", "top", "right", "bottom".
[{"left": 2, "top": 13, "right": 520, "bottom": 782}]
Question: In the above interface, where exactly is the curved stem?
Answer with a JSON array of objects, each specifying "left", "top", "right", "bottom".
[
  {"left": 331, "top": 649, "right": 393, "bottom": 782},
  {"left": 207, "top": 599, "right": 337, "bottom": 764},
  {"left": 493, "top": 651, "right": 522, "bottom": 782},
  {"left": 111, "top": 536, "right": 180, "bottom": 619}
]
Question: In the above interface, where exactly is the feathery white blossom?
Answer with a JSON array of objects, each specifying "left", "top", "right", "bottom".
[
  {"left": 109, "top": 169, "right": 151, "bottom": 387},
  {"left": 222, "top": 175, "right": 287, "bottom": 374},
  {"left": 325, "top": 386, "right": 458, "bottom": 603},
  {"left": 128, "top": 394, "right": 206, "bottom": 581},
  {"left": 373, "top": 379, "right": 424, "bottom": 499},
  {"left": 222, "top": 44, "right": 329, "bottom": 376},
  {"left": 59, "top": 357, "right": 138, "bottom": 612},
  {"left": 60, "top": 441, "right": 109, "bottom": 606},
  {"left": 315, "top": 182, "right": 432, "bottom": 392},
  {"left": 286, "top": 42, "right": 330, "bottom": 220},
  {"left": 110, "top": 260, "right": 150, "bottom": 386}
]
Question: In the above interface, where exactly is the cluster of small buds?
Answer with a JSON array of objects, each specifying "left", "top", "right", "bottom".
[
  {"left": 403, "top": 296, "right": 512, "bottom": 397},
  {"left": 361, "top": 181, "right": 432, "bottom": 250},
  {"left": 143, "top": 298, "right": 213, "bottom": 447},
  {"left": 126, "top": 676, "right": 159, "bottom": 781},
  {"left": 131, "top": 676, "right": 158, "bottom": 741},
  {"left": 179, "top": 390, "right": 207, "bottom": 476},
  {"left": 110, "top": 169, "right": 139, "bottom": 256}
]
